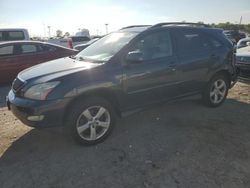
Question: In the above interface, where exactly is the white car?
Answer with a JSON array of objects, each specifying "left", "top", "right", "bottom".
[
  {"left": 0, "top": 28, "right": 30, "bottom": 42},
  {"left": 48, "top": 36, "right": 90, "bottom": 49},
  {"left": 48, "top": 29, "right": 91, "bottom": 49},
  {"left": 237, "top": 37, "right": 250, "bottom": 49}
]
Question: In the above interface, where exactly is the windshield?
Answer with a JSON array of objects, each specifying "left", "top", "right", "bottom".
[{"left": 75, "top": 32, "right": 137, "bottom": 62}]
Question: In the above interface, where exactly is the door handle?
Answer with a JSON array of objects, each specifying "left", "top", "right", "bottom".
[
  {"left": 169, "top": 62, "right": 177, "bottom": 71},
  {"left": 211, "top": 54, "right": 218, "bottom": 59}
]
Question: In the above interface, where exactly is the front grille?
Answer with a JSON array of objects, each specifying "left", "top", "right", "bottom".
[{"left": 12, "top": 78, "right": 25, "bottom": 92}]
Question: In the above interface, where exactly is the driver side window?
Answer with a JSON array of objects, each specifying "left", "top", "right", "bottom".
[{"left": 131, "top": 30, "right": 173, "bottom": 61}]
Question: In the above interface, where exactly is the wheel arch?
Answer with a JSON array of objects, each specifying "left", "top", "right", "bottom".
[
  {"left": 209, "top": 69, "right": 232, "bottom": 86},
  {"left": 63, "top": 88, "right": 122, "bottom": 125}
]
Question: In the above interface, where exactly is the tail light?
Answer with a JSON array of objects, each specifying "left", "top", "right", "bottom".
[{"left": 68, "top": 38, "right": 73, "bottom": 49}]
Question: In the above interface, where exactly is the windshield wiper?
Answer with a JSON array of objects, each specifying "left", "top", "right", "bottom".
[
  {"left": 69, "top": 55, "right": 76, "bottom": 59},
  {"left": 78, "top": 56, "right": 85, "bottom": 61}
]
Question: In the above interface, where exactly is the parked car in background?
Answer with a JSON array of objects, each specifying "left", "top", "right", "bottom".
[
  {"left": 237, "top": 37, "right": 250, "bottom": 49},
  {"left": 223, "top": 30, "right": 246, "bottom": 43},
  {"left": 224, "top": 33, "right": 237, "bottom": 45},
  {"left": 236, "top": 46, "right": 250, "bottom": 78},
  {"left": 0, "top": 28, "right": 29, "bottom": 42},
  {"left": 48, "top": 36, "right": 91, "bottom": 49},
  {"left": 0, "top": 41, "right": 78, "bottom": 83},
  {"left": 74, "top": 38, "right": 99, "bottom": 51},
  {"left": 7, "top": 23, "right": 237, "bottom": 145}
]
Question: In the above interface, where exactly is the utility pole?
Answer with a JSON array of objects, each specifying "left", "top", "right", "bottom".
[
  {"left": 239, "top": 16, "right": 242, "bottom": 25},
  {"left": 43, "top": 22, "right": 46, "bottom": 38},
  {"left": 105, "top": 23, "right": 109, "bottom": 34},
  {"left": 47, "top": 26, "right": 51, "bottom": 38}
]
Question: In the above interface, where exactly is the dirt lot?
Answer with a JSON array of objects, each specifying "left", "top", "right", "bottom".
[{"left": 0, "top": 81, "right": 250, "bottom": 188}]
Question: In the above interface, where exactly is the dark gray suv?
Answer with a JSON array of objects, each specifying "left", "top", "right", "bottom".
[{"left": 7, "top": 23, "right": 237, "bottom": 145}]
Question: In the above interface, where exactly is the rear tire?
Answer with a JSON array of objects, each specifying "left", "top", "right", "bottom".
[
  {"left": 203, "top": 74, "right": 229, "bottom": 107},
  {"left": 65, "top": 97, "right": 116, "bottom": 145}
]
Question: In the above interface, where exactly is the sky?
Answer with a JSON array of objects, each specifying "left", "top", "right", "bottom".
[{"left": 0, "top": 0, "right": 250, "bottom": 37}]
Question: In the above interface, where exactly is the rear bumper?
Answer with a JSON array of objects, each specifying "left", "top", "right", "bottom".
[{"left": 6, "top": 90, "right": 71, "bottom": 128}]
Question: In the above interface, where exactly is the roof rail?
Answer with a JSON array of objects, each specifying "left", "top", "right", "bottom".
[
  {"left": 151, "top": 22, "right": 210, "bottom": 28},
  {"left": 120, "top": 25, "right": 151, "bottom": 30}
]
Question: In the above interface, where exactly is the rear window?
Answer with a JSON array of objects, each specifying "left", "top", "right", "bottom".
[
  {"left": 0, "top": 31, "right": 25, "bottom": 41},
  {"left": 175, "top": 29, "right": 209, "bottom": 53},
  {"left": 71, "top": 36, "right": 90, "bottom": 42},
  {"left": 0, "top": 45, "right": 14, "bottom": 56},
  {"left": 40, "top": 45, "right": 56, "bottom": 52},
  {"left": 8, "top": 31, "right": 25, "bottom": 40}
]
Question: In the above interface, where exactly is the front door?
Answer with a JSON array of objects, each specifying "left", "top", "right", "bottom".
[{"left": 121, "top": 30, "right": 180, "bottom": 110}]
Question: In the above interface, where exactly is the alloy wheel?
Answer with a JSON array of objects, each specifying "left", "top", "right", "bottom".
[
  {"left": 76, "top": 106, "right": 111, "bottom": 141},
  {"left": 210, "top": 79, "right": 227, "bottom": 104}
]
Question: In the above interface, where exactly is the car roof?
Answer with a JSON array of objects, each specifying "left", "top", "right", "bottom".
[
  {"left": 0, "top": 28, "right": 28, "bottom": 31},
  {"left": 0, "top": 40, "right": 76, "bottom": 50},
  {"left": 119, "top": 23, "right": 221, "bottom": 34},
  {"left": 119, "top": 25, "right": 151, "bottom": 32},
  {"left": 0, "top": 40, "right": 49, "bottom": 45}
]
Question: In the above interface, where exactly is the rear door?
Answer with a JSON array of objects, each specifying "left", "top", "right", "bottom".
[
  {"left": 35, "top": 44, "right": 59, "bottom": 62},
  {"left": 0, "top": 44, "right": 17, "bottom": 83},
  {"left": 0, "top": 43, "right": 53, "bottom": 83},
  {"left": 173, "top": 28, "right": 212, "bottom": 94},
  {"left": 15, "top": 43, "right": 41, "bottom": 69},
  {"left": 7, "top": 43, "right": 43, "bottom": 77},
  {"left": 121, "top": 29, "right": 181, "bottom": 109}
]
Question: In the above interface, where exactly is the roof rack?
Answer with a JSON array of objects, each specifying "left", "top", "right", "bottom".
[
  {"left": 151, "top": 22, "right": 210, "bottom": 28},
  {"left": 120, "top": 25, "right": 151, "bottom": 30}
]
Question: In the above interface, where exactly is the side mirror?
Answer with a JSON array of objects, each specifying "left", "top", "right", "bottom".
[{"left": 126, "top": 51, "right": 143, "bottom": 63}]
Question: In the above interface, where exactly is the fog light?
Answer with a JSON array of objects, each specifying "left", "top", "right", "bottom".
[{"left": 27, "top": 115, "right": 44, "bottom": 121}]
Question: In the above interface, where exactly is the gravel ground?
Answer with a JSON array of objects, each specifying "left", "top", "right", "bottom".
[{"left": 0, "top": 81, "right": 250, "bottom": 188}]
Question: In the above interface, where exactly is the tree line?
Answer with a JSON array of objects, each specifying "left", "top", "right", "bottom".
[{"left": 209, "top": 22, "right": 250, "bottom": 33}]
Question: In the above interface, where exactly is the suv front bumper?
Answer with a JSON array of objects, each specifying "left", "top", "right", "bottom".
[{"left": 6, "top": 90, "right": 71, "bottom": 128}]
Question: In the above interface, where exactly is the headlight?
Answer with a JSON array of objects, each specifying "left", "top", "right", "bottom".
[{"left": 24, "top": 81, "right": 60, "bottom": 100}]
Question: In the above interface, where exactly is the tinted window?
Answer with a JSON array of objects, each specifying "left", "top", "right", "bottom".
[
  {"left": 0, "top": 31, "right": 25, "bottom": 41},
  {"left": 131, "top": 30, "right": 173, "bottom": 60},
  {"left": 202, "top": 34, "right": 223, "bottom": 49},
  {"left": 71, "top": 36, "right": 90, "bottom": 42},
  {"left": 40, "top": 45, "right": 56, "bottom": 52},
  {"left": 0, "top": 45, "right": 14, "bottom": 56},
  {"left": 8, "top": 31, "right": 25, "bottom": 40},
  {"left": 21, "top": 44, "right": 37, "bottom": 53},
  {"left": 209, "top": 37, "right": 223, "bottom": 48},
  {"left": 175, "top": 29, "right": 209, "bottom": 52}
]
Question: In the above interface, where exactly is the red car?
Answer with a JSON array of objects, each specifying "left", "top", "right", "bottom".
[{"left": 0, "top": 41, "right": 78, "bottom": 83}]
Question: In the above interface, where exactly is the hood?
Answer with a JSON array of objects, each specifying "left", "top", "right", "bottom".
[{"left": 19, "top": 57, "right": 100, "bottom": 81}]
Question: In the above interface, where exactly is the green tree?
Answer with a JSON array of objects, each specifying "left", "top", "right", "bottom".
[
  {"left": 64, "top": 32, "right": 70, "bottom": 37},
  {"left": 56, "top": 30, "right": 63, "bottom": 37},
  {"left": 209, "top": 22, "right": 250, "bottom": 33}
]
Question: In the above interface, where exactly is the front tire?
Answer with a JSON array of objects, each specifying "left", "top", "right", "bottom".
[
  {"left": 203, "top": 74, "right": 229, "bottom": 107},
  {"left": 65, "top": 97, "right": 116, "bottom": 145}
]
